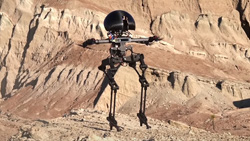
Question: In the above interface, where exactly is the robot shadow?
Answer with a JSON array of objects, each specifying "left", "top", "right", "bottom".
[{"left": 94, "top": 69, "right": 114, "bottom": 107}]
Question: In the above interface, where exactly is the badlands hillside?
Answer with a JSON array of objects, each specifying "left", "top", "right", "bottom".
[{"left": 1, "top": 0, "right": 250, "bottom": 140}]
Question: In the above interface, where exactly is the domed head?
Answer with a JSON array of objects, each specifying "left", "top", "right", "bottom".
[{"left": 104, "top": 10, "right": 136, "bottom": 32}]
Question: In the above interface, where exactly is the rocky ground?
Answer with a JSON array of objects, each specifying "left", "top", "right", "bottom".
[{"left": 1, "top": 108, "right": 249, "bottom": 141}]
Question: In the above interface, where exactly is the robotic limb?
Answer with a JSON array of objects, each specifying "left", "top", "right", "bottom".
[
  {"left": 124, "top": 53, "right": 151, "bottom": 129},
  {"left": 98, "top": 57, "right": 122, "bottom": 131}
]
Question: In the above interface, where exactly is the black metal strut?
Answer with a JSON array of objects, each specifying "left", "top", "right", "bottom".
[
  {"left": 128, "top": 54, "right": 151, "bottom": 129},
  {"left": 98, "top": 57, "right": 122, "bottom": 131},
  {"left": 98, "top": 46, "right": 150, "bottom": 131}
]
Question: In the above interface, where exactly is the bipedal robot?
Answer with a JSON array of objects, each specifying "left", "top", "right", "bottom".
[{"left": 84, "top": 10, "right": 160, "bottom": 131}]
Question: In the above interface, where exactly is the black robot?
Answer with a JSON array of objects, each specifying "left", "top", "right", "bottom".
[{"left": 84, "top": 10, "right": 160, "bottom": 131}]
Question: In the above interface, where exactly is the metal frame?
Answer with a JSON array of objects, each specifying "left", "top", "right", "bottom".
[{"left": 85, "top": 31, "right": 159, "bottom": 131}]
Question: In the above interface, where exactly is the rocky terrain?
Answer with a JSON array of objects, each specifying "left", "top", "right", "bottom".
[
  {"left": 1, "top": 109, "right": 250, "bottom": 141},
  {"left": 1, "top": 0, "right": 250, "bottom": 140}
]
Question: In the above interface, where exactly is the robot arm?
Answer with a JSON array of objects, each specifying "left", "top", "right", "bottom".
[
  {"left": 131, "top": 36, "right": 161, "bottom": 45},
  {"left": 82, "top": 38, "right": 110, "bottom": 47},
  {"left": 95, "top": 39, "right": 110, "bottom": 44}
]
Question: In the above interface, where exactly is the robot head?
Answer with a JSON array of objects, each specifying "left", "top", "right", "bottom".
[{"left": 104, "top": 10, "right": 136, "bottom": 32}]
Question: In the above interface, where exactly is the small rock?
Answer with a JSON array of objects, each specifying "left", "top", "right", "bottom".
[{"left": 103, "top": 132, "right": 111, "bottom": 138}]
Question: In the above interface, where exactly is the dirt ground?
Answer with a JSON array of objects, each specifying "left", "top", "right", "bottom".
[{"left": 1, "top": 109, "right": 250, "bottom": 141}]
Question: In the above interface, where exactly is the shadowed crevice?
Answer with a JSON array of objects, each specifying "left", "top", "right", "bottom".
[
  {"left": 44, "top": 9, "right": 52, "bottom": 19},
  {"left": 197, "top": 0, "right": 202, "bottom": 13},
  {"left": 181, "top": 76, "right": 188, "bottom": 92},
  {"left": 12, "top": 4, "right": 46, "bottom": 90},
  {"left": 218, "top": 17, "right": 223, "bottom": 27},
  {"left": 57, "top": 68, "right": 66, "bottom": 81},
  {"left": 83, "top": 71, "right": 91, "bottom": 85},
  {"left": 25, "top": 77, "right": 39, "bottom": 89},
  {"left": 44, "top": 68, "right": 56, "bottom": 85},
  {"left": 233, "top": 98, "right": 250, "bottom": 108},
  {"left": 67, "top": 69, "right": 73, "bottom": 78},
  {"left": 2, "top": 39, "right": 12, "bottom": 67},
  {"left": 216, "top": 81, "right": 223, "bottom": 90},
  {"left": 141, "top": 0, "right": 154, "bottom": 35},
  {"left": 1, "top": 72, "right": 8, "bottom": 98},
  {"left": 76, "top": 70, "right": 84, "bottom": 84},
  {"left": 39, "top": 4, "right": 45, "bottom": 17},
  {"left": 167, "top": 72, "right": 175, "bottom": 88},
  {"left": 236, "top": 0, "right": 250, "bottom": 39},
  {"left": 13, "top": 15, "right": 40, "bottom": 90},
  {"left": 0, "top": 24, "right": 16, "bottom": 71}
]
